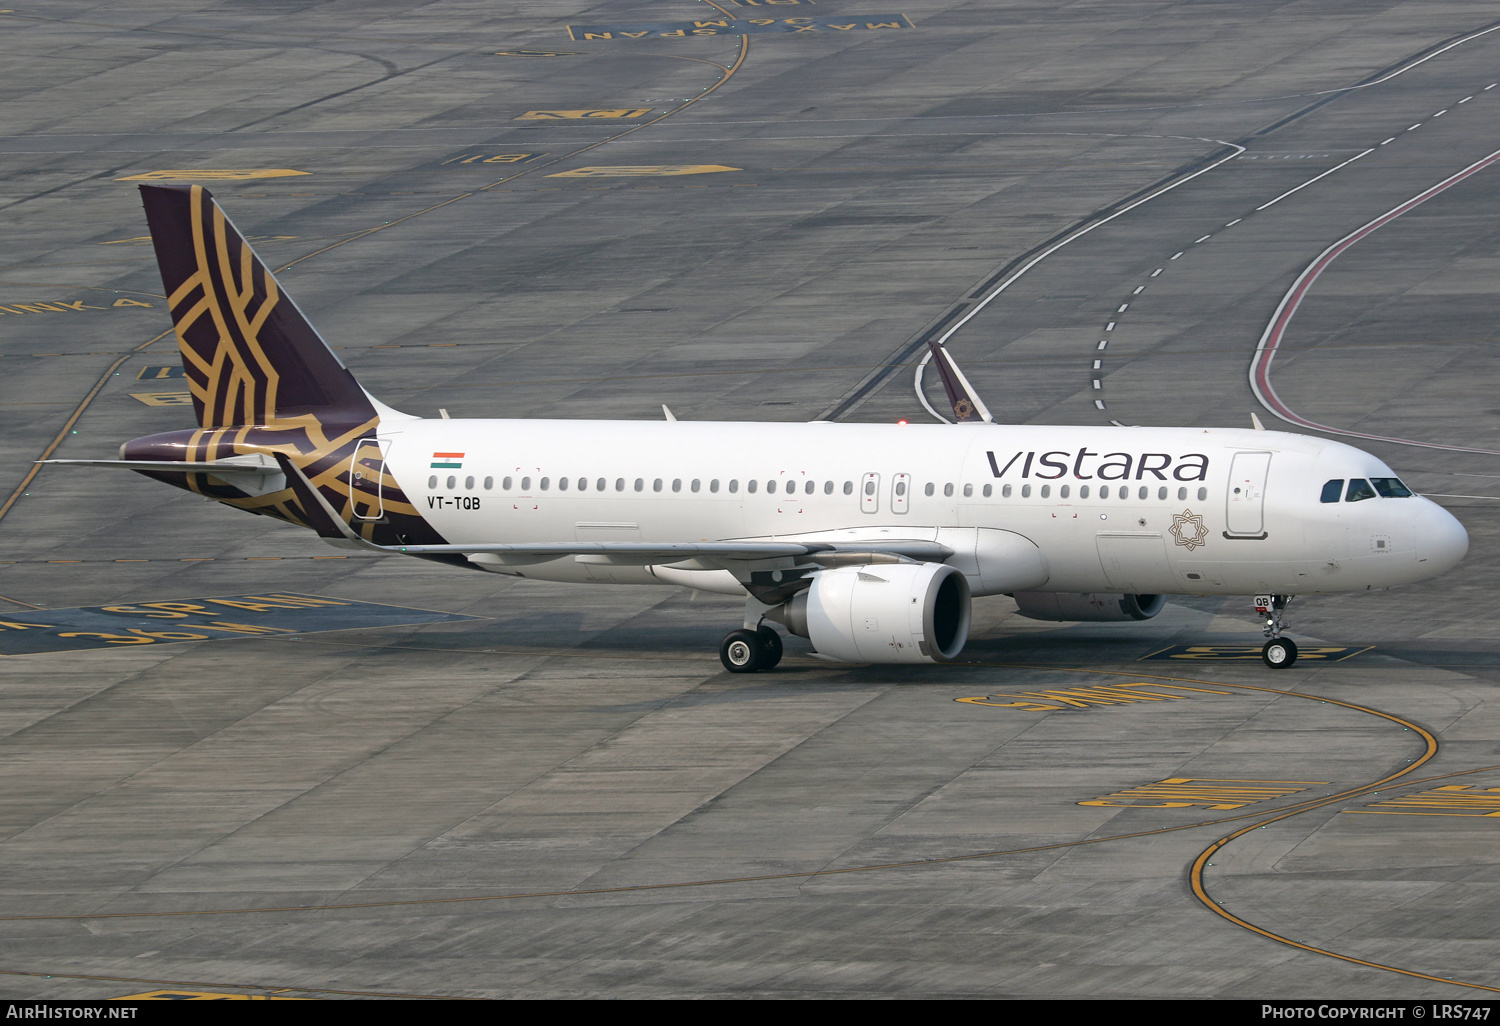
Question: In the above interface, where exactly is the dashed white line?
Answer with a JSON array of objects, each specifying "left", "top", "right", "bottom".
[
  {"left": 1433, "top": 109, "right": 1447, "bottom": 117},
  {"left": 1092, "top": 379, "right": 1101, "bottom": 389},
  {"left": 1096, "top": 340, "right": 1108, "bottom": 350},
  {"left": 1487, "top": 83, "right": 1497, "bottom": 90},
  {"left": 1406, "top": 123, "right": 1422, "bottom": 130},
  {"left": 1094, "top": 399, "right": 1106, "bottom": 410},
  {"left": 1105, "top": 321, "right": 1116, "bottom": 331},
  {"left": 1149, "top": 268, "right": 1162, "bottom": 277},
  {"left": 1170, "top": 251, "right": 1183, "bottom": 260},
  {"left": 1225, "top": 218, "right": 1242, "bottom": 227},
  {"left": 1093, "top": 359, "right": 1102, "bottom": 370},
  {"left": 1132, "top": 285, "right": 1145, "bottom": 294},
  {"left": 1459, "top": 96, "right": 1473, "bottom": 103},
  {"left": 1255, "top": 147, "right": 1374, "bottom": 211},
  {"left": 1380, "top": 137, "right": 1396, "bottom": 145},
  {"left": 1194, "top": 234, "right": 1212, "bottom": 243}
]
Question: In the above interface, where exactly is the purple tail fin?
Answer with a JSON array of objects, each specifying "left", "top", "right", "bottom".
[{"left": 139, "top": 184, "right": 376, "bottom": 430}]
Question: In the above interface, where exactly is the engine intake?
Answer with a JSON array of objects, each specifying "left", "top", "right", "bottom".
[
  {"left": 770, "top": 562, "right": 971, "bottom": 663},
  {"left": 1011, "top": 592, "right": 1166, "bottom": 622}
]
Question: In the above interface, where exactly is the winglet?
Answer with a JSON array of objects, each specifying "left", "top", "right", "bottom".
[
  {"left": 926, "top": 342, "right": 993, "bottom": 423},
  {"left": 1251, "top": 411, "right": 1266, "bottom": 431},
  {"left": 662, "top": 404, "right": 677, "bottom": 422},
  {"left": 272, "top": 452, "right": 366, "bottom": 543}
]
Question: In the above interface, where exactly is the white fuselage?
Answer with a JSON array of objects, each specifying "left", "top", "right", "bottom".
[{"left": 374, "top": 418, "right": 1467, "bottom": 597}]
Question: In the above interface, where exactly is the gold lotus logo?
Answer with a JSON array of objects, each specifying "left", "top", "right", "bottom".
[{"left": 1170, "top": 509, "right": 1210, "bottom": 550}]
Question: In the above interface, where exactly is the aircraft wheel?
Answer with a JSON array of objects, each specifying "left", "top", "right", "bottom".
[
  {"left": 756, "top": 626, "right": 784, "bottom": 670},
  {"left": 1262, "top": 637, "right": 1298, "bottom": 669},
  {"left": 720, "top": 629, "right": 764, "bottom": 673}
]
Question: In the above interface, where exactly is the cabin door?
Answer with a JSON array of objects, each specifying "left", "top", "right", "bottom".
[
  {"left": 1225, "top": 451, "right": 1271, "bottom": 537},
  {"left": 348, "top": 438, "right": 387, "bottom": 521}
]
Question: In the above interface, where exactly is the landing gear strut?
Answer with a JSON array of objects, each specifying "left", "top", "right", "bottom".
[
  {"left": 1256, "top": 594, "right": 1297, "bottom": 669},
  {"left": 719, "top": 625, "right": 784, "bottom": 673}
]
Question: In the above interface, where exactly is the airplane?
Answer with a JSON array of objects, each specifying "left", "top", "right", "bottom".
[{"left": 42, "top": 184, "right": 1469, "bottom": 672}]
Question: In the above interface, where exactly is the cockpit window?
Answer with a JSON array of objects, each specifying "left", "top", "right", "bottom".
[
  {"left": 1345, "top": 478, "right": 1377, "bottom": 502},
  {"left": 1370, "top": 477, "right": 1413, "bottom": 498},
  {"left": 1320, "top": 480, "right": 1343, "bottom": 503}
]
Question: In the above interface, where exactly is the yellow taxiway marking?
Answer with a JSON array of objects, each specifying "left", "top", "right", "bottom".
[
  {"left": 490, "top": 49, "right": 586, "bottom": 57},
  {"left": 548, "top": 164, "right": 740, "bottom": 177},
  {"left": 956, "top": 680, "right": 1235, "bottom": 711},
  {"left": 1079, "top": 777, "right": 1328, "bottom": 810},
  {"left": 116, "top": 169, "right": 310, "bottom": 181},
  {"left": 514, "top": 108, "right": 651, "bottom": 120},
  {"left": 115, "top": 990, "right": 301, "bottom": 1000},
  {"left": 129, "top": 392, "right": 194, "bottom": 406},
  {"left": 1345, "top": 783, "right": 1500, "bottom": 818}
]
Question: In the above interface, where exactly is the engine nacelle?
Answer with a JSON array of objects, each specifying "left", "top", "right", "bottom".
[
  {"left": 772, "top": 562, "right": 971, "bottom": 663},
  {"left": 1011, "top": 592, "right": 1166, "bottom": 622}
]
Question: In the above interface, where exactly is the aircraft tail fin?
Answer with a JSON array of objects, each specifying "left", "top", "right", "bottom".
[
  {"left": 138, "top": 183, "right": 377, "bottom": 431},
  {"left": 927, "top": 341, "right": 993, "bottom": 423}
]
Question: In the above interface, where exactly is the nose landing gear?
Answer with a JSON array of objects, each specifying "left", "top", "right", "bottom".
[{"left": 1256, "top": 594, "right": 1297, "bottom": 668}]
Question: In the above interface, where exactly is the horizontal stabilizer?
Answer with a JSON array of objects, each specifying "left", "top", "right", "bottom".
[{"left": 39, "top": 457, "right": 277, "bottom": 475}]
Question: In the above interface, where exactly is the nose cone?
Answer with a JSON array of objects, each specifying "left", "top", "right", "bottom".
[{"left": 1415, "top": 499, "right": 1468, "bottom": 576}]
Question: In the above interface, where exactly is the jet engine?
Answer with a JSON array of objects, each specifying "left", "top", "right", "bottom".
[
  {"left": 1011, "top": 592, "right": 1166, "bottom": 622},
  {"left": 769, "top": 562, "right": 971, "bottom": 663}
]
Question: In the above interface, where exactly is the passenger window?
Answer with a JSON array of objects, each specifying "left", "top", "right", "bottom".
[
  {"left": 446, "top": 475, "right": 456, "bottom": 489},
  {"left": 1021, "top": 484, "right": 1031, "bottom": 498},
  {"left": 540, "top": 477, "right": 550, "bottom": 491},
  {"left": 672, "top": 479, "right": 681, "bottom": 493},
  {"left": 428, "top": 475, "right": 437, "bottom": 488},
  {"left": 1320, "top": 479, "right": 1344, "bottom": 503},
  {"left": 634, "top": 478, "right": 644, "bottom": 492},
  {"left": 1139, "top": 486, "right": 1148, "bottom": 500},
  {"left": 521, "top": 477, "right": 531, "bottom": 490},
  {"left": 1196, "top": 487, "right": 1207, "bottom": 501},
  {"left": 596, "top": 478, "right": 606, "bottom": 491},
  {"left": 1177, "top": 487, "right": 1187, "bottom": 501},
  {"left": 729, "top": 480, "right": 739, "bottom": 493},
  {"left": 983, "top": 484, "right": 992, "bottom": 497},
  {"left": 864, "top": 480, "right": 875, "bottom": 496},
  {"left": 963, "top": 484, "right": 973, "bottom": 497},
  {"left": 1371, "top": 477, "right": 1413, "bottom": 498},
  {"left": 653, "top": 478, "right": 662, "bottom": 492},
  {"left": 748, "top": 480, "right": 758, "bottom": 494},
  {"left": 577, "top": 477, "right": 587, "bottom": 491},
  {"left": 1001, "top": 484, "right": 1011, "bottom": 498},
  {"left": 691, "top": 479, "right": 701, "bottom": 493},
  {"left": 924, "top": 482, "right": 934, "bottom": 497},
  {"left": 765, "top": 480, "right": 774, "bottom": 494},
  {"left": 503, "top": 476, "right": 513, "bottom": 490},
  {"left": 557, "top": 477, "right": 567, "bottom": 491},
  {"left": 484, "top": 476, "right": 493, "bottom": 490},
  {"left": 710, "top": 479, "right": 719, "bottom": 493},
  {"left": 1346, "top": 478, "right": 1376, "bottom": 502},
  {"left": 943, "top": 483, "right": 954, "bottom": 497},
  {"left": 1060, "top": 485, "right": 1071, "bottom": 499},
  {"left": 615, "top": 478, "right": 625, "bottom": 491},
  {"left": 1157, "top": 487, "right": 1166, "bottom": 500},
  {"left": 1040, "top": 485, "right": 1051, "bottom": 498},
  {"left": 1083, "top": 485, "right": 1093, "bottom": 499},
  {"left": 823, "top": 481, "right": 833, "bottom": 495},
  {"left": 844, "top": 481, "right": 854, "bottom": 495},
  {"left": 895, "top": 481, "right": 907, "bottom": 496},
  {"left": 806, "top": 480, "right": 815, "bottom": 495}
]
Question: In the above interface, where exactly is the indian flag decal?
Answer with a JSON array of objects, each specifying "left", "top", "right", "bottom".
[{"left": 430, "top": 451, "right": 465, "bottom": 469}]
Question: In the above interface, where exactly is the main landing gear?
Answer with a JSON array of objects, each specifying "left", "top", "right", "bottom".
[
  {"left": 719, "top": 625, "right": 784, "bottom": 673},
  {"left": 1256, "top": 594, "right": 1297, "bottom": 669}
]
